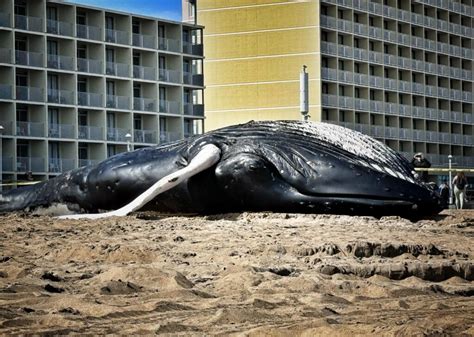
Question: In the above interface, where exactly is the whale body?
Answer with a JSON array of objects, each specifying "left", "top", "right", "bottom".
[{"left": 0, "top": 121, "right": 440, "bottom": 217}]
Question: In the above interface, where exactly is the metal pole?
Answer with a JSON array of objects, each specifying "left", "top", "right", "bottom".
[
  {"left": 0, "top": 125, "right": 3, "bottom": 192},
  {"left": 448, "top": 154, "right": 453, "bottom": 205},
  {"left": 300, "top": 65, "right": 309, "bottom": 121},
  {"left": 125, "top": 133, "right": 132, "bottom": 152}
]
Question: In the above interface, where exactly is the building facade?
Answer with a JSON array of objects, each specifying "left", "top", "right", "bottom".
[
  {"left": 0, "top": 0, "right": 204, "bottom": 185},
  {"left": 196, "top": 0, "right": 473, "bottom": 168}
]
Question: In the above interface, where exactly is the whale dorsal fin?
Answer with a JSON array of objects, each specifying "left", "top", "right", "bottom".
[{"left": 59, "top": 144, "right": 221, "bottom": 219}]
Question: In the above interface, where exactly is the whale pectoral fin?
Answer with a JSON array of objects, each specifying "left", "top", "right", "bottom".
[{"left": 58, "top": 144, "right": 221, "bottom": 219}]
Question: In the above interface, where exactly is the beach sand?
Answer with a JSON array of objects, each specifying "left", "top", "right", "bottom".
[{"left": 0, "top": 209, "right": 473, "bottom": 335}]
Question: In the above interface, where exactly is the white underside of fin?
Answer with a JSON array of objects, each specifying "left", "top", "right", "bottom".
[{"left": 58, "top": 144, "right": 221, "bottom": 220}]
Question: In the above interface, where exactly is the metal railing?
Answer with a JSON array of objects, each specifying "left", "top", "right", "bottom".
[
  {"left": 76, "top": 24, "right": 101, "bottom": 41},
  {"left": 158, "top": 68, "right": 180, "bottom": 83},
  {"left": 77, "top": 92, "right": 102, "bottom": 107},
  {"left": 132, "top": 33, "right": 155, "bottom": 49},
  {"left": 158, "top": 37, "right": 180, "bottom": 52},
  {"left": 16, "top": 121, "right": 44, "bottom": 137},
  {"left": 0, "top": 121, "right": 13, "bottom": 135},
  {"left": 17, "top": 157, "right": 45, "bottom": 172},
  {"left": 159, "top": 131, "right": 181, "bottom": 144},
  {"left": 15, "top": 50, "right": 43, "bottom": 67},
  {"left": 106, "top": 94, "right": 130, "bottom": 110},
  {"left": 48, "top": 89, "right": 74, "bottom": 105},
  {"left": 0, "top": 48, "right": 11, "bottom": 63},
  {"left": 133, "top": 97, "right": 156, "bottom": 112},
  {"left": 183, "top": 72, "right": 204, "bottom": 86},
  {"left": 182, "top": 41, "right": 204, "bottom": 56},
  {"left": 78, "top": 125, "right": 103, "bottom": 140},
  {"left": 47, "top": 54, "right": 74, "bottom": 71},
  {"left": 78, "top": 159, "right": 99, "bottom": 168},
  {"left": 15, "top": 15, "right": 42, "bottom": 31},
  {"left": 0, "top": 84, "right": 12, "bottom": 99},
  {"left": 0, "top": 13, "right": 10, "bottom": 27},
  {"left": 107, "top": 127, "right": 129, "bottom": 142},
  {"left": 105, "top": 28, "right": 129, "bottom": 44},
  {"left": 159, "top": 100, "right": 180, "bottom": 114},
  {"left": 16, "top": 86, "right": 43, "bottom": 102},
  {"left": 183, "top": 103, "right": 204, "bottom": 116},
  {"left": 134, "top": 129, "right": 157, "bottom": 143},
  {"left": 47, "top": 19, "right": 73, "bottom": 36},
  {"left": 133, "top": 65, "right": 156, "bottom": 80},
  {"left": 106, "top": 61, "right": 130, "bottom": 77},
  {"left": 48, "top": 123, "right": 74, "bottom": 138},
  {"left": 77, "top": 58, "right": 103, "bottom": 74},
  {"left": 49, "top": 158, "right": 75, "bottom": 173}
]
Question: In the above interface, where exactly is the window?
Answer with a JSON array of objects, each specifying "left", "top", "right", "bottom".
[
  {"left": 77, "top": 78, "right": 87, "bottom": 92},
  {"left": 16, "top": 72, "right": 28, "bottom": 87},
  {"left": 47, "top": 6, "right": 57, "bottom": 21},
  {"left": 107, "top": 145, "right": 116, "bottom": 158},
  {"left": 132, "top": 20, "right": 140, "bottom": 34},
  {"left": 78, "top": 144, "right": 88, "bottom": 160},
  {"left": 134, "top": 115, "right": 142, "bottom": 130},
  {"left": 105, "top": 16, "right": 114, "bottom": 30},
  {"left": 77, "top": 45, "right": 87, "bottom": 59},
  {"left": 14, "top": 2, "right": 27, "bottom": 16},
  {"left": 158, "top": 25, "right": 165, "bottom": 38},
  {"left": 15, "top": 37, "right": 27, "bottom": 51},
  {"left": 76, "top": 12, "right": 86, "bottom": 25},
  {"left": 355, "top": 88, "right": 360, "bottom": 98},
  {"left": 338, "top": 34, "right": 344, "bottom": 45},
  {"left": 159, "top": 56, "right": 166, "bottom": 69},
  {"left": 47, "top": 40, "right": 58, "bottom": 56},
  {"left": 78, "top": 111, "right": 87, "bottom": 126},
  {"left": 133, "top": 83, "right": 141, "bottom": 98},
  {"left": 106, "top": 81, "right": 115, "bottom": 96},
  {"left": 106, "top": 48, "right": 114, "bottom": 63},
  {"left": 133, "top": 52, "right": 140, "bottom": 66},
  {"left": 159, "top": 87, "right": 166, "bottom": 101}
]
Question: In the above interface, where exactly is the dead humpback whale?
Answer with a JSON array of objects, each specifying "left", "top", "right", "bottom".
[{"left": 0, "top": 121, "right": 440, "bottom": 218}]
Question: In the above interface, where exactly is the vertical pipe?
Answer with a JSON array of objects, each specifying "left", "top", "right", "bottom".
[{"left": 300, "top": 65, "right": 309, "bottom": 121}]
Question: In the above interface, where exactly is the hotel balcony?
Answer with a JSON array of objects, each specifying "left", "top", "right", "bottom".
[
  {"left": 47, "top": 89, "right": 74, "bottom": 105},
  {"left": 76, "top": 24, "right": 102, "bottom": 41},
  {"left": 47, "top": 54, "right": 74, "bottom": 71},
  {"left": 106, "top": 94, "right": 130, "bottom": 110},
  {"left": 158, "top": 68, "right": 180, "bottom": 83},
  {"left": 48, "top": 123, "right": 75, "bottom": 138},
  {"left": 158, "top": 37, "right": 180, "bottom": 53},
  {"left": 15, "top": 50, "right": 43, "bottom": 68},
  {"left": 132, "top": 33, "right": 155, "bottom": 49},
  {"left": 107, "top": 127, "right": 129, "bottom": 142},
  {"left": 134, "top": 129, "right": 157, "bottom": 143},
  {"left": 182, "top": 41, "right": 203, "bottom": 56},
  {"left": 49, "top": 158, "right": 75, "bottom": 173},
  {"left": 0, "top": 13, "right": 11, "bottom": 27},
  {"left": 77, "top": 92, "right": 102, "bottom": 107},
  {"left": 159, "top": 99, "right": 180, "bottom": 114},
  {"left": 159, "top": 131, "right": 181, "bottom": 144},
  {"left": 105, "top": 28, "right": 129, "bottom": 45},
  {"left": 16, "top": 121, "right": 44, "bottom": 137},
  {"left": 78, "top": 159, "right": 99, "bottom": 168},
  {"left": 183, "top": 72, "right": 204, "bottom": 86},
  {"left": 133, "top": 65, "right": 156, "bottom": 81},
  {"left": 133, "top": 97, "right": 156, "bottom": 112},
  {"left": 16, "top": 86, "right": 44, "bottom": 102},
  {"left": 0, "top": 48, "right": 12, "bottom": 63},
  {"left": 15, "top": 15, "right": 42, "bottom": 32},
  {"left": 106, "top": 61, "right": 130, "bottom": 77},
  {"left": 77, "top": 58, "right": 103, "bottom": 74},
  {"left": 46, "top": 19, "right": 73, "bottom": 37},
  {"left": 0, "top": 84, "right": 13, "bottom": 99},
  {"left": 17, "top": 157, "right": 45, "bottom": 172},
  {"left": 184, "top": 103, "right": 204, "bottom": 116},
  {"left": 0, "top": 121, "right": 13, "bottom": 135},
  {"left": 78, "top": 125, "right": 103, "bottom": 140}
]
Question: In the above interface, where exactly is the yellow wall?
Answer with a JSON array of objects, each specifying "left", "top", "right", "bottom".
[{"left": 198, "top": 0, "right": 321, "bottom": 131}]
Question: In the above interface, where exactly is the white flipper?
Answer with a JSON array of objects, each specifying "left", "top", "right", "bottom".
[{"left": 59, "top": 144, "right": 221, "bottom": 219}]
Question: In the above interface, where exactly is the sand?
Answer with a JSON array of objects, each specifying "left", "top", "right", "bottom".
[{"left": 0, "top": 209, "right": 473, "bottom": 335}]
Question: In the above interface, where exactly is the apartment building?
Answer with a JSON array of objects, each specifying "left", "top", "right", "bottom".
[
  {"left": 0, "top": 0, "right": 204, "bottom": 185},
  {"left": 195, "top": 0, "right": 473, "bottom": 168}
]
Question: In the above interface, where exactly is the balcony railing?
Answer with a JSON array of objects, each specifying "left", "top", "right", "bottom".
[
  {"left": 183, "top": 72, "right": 204, "bottom": 86},
  {"left": 182, "top": 41, "right": 203, "bottom": 56},
  {"left": 17, "top": 157, "right": 45, "bottom": 172},
  {"left": 105, "top": 28, "right": 129, "bottom": 45},
  {"left": 107, "top": 127, "right": 129, "bottom": 142},
  {"left": 48, "top": 123, "right": 74, "bottom": 138},
  {"left": 106, "top": 94, "right": 130, "bottom": 110},
  {"left": 15, "top": 50, "right": 43, "bottom": 67},
  {"left": 78, "top": 159, "right": 99, "bottom": 168},
  {"left": 15, "top": 15, "right": 42, "bottom": 32},
  {"left": 0, "top": 48, "right": 11, "bottom": 63},
  {"left": 184, "top": 103, "right": 204, "bottom": 116},
  {"left": 134, "top": 129, "right": 157, "bottom": 143},
  {"left": 49, "top": 158, "right": 75, "bottom": 173},
  {"left": 159, "top": 131, "right": 181, "bottom": 144},
  {"left": 158, "top": 68, "right": 180, "bottom": 83},
  {"left": 106, "top": 61, "right": 130, "bottom": 77},
  {"left": 0, "top": 84, "right": 12, "bottom": 99},
  {"left": 158, "top": 37, "right": 180, "bottom": 53},
  {"left": 133, "top": 97, "right": 156, "bottom": 112},
  {"left": 0, "top": 13, "right": 11, "bottom": 27},
  {"left": 77, "top": 92, "right": 102, "bottom": 107},
  {"left": 0, "top": 121, "right": 13, "bottom": 135},
  {"left": 16, "top": 121, "right": 44, "bottom": 137},
  {"left": 16, "top": 86, "right": 43, "bottom": 102},
  {"left": 132, "top": 33, "right": 155, "bottom": 49},
  {"left": 48, "top": 89, "right": 74, "bottom": 105},
  {"left": 78, "top": 125, "right": 103, "bottom": 140},
  {"left": 2, "top": 157, "right": 13, "bottom": 171},
  {"left": 77, "top": 58, "right": 103, "bottom": 74},
  {"left": 159, "top": 100, "right": 180, "bottom": 114},
  {"left": 76, "top": 24, "right": 101, "bottom": 41},
  {"left": 133, "top": 65, "right": 156, "bottom": 80},
  {"left": 47, "top": 54, "right": 74, "bottom": 71},
  {"left": 47, "top": 19, "right": 73, "bottom": 36}
]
